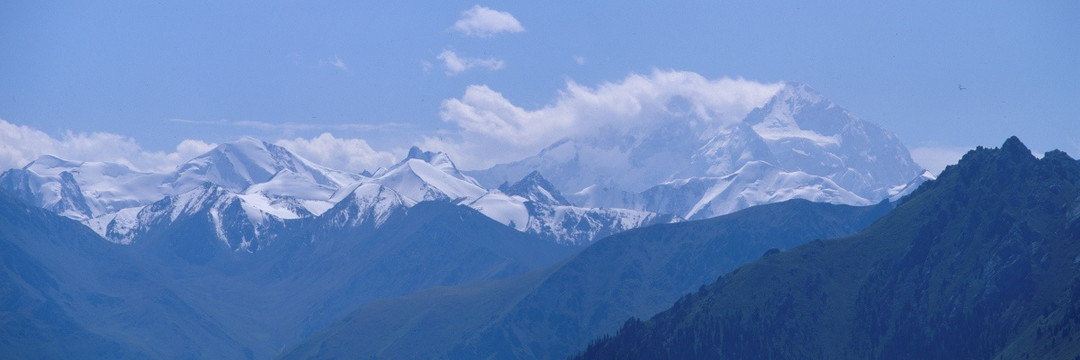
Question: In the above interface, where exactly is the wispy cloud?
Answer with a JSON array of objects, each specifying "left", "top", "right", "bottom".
[
  {"left": 424, "top": 69, "right": 783, "bottom": 169},
  {"left": 451, "top": 5, "right": 524, "bottom": 38},
  {"left": 0, "top": 118, "right": 215, "bottom": 173},
  {"left": 437, "top": 50, "right": 504, "bottom": 76},
  {"left": 325, "top": 56, "right": 348, "bottom": 71},
  {"left": 0, "top": 118, "right": 402, "bottom": 174},
  {"left": 573, "top": 55, "right": 586, "bottom": 65},
  {"left": 168, "top": 118, "right": 410, "bottom": 133},
  {"left": 275, "top": 133, "right": 398, "bottom": 173}
]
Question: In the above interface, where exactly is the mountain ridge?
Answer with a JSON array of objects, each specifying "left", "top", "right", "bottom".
[
  {"left": 280, "top": 198, "right": 894, "bottom": 359},
  {"left": 573, "top": 136, "right": 1080, "bottom": 359}
]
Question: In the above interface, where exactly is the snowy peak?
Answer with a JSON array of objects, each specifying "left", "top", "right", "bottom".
[
  {"left": 499, "top": 171, "right": 571, "bottom": 206},
  {"left": 373, "top": 147, "right": 485, "bottom": 203},
  {"left": 691, "top": 122, "right": 776, "bottom": 177},
  {"left": 104, "top": 182, "right": 298, "bottom": 252},
  {"left": 24, "top": 154, "right": 84, "bottom": 173},
  {"left": 742, "top": 82, "right": 923, "bottom": 200},
  {"left": 325, "top": 183, "right": 415, "bottom": 229},
  {"left": 170, "top": 137, "right": 350, "bottom": 194},
  {"left": 0, "top": 155, "right": 167, "bottom": 219},
  {"left": 405, "top": 146, "right": 441, "bottom": 163},
  {"left": 470, "top": 81, "right": 924, "bottom": 222},
  {"left": 400, "top": 146, "right": 473, "bottom": 183},
  {"left": 746, "top": 82, "right": 846, "bottom": 146}
]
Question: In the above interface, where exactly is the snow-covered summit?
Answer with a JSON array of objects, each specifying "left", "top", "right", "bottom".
[
  {"left": 369, "top": 146, "right": 486, "bottom": 203},
  {"left": 498, "top": 171, "right": 571, "bottom": 206},
  {"left": 0, "top": 83, "right": 930, "bottom": 249},
  {"left": 0, "top": 155, "right": 169, "bottom": 220},
  {"left": 469, "top": 82, "right": 925, "bottom": 219},
  {"left": 168, "top": 137, "right": 357, "bottom": 194}
]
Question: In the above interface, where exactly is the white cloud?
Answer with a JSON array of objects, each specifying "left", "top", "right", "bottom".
[
  {"left": 275, "top": 133, "right": 398, "bottom": 174},
  {"left": 911, "top": 145, "right": 971, "bottom": 176},
  {"left": 424, "top": 69, "right": 783, "bottom": 169},
  {"left": 0, "top": 119, "right": 400, "bottom": 176},
  {"left": 573, "top": 55, "right": 586, "bottom": 65},
  {"left": 437, "top": 50, "right": 505, "bottom": 76},
  {"left": 0, "top": 118, "right": 215, "bottom": 173},
  {"left": 451, "top": 5, "right": 524, "bottom": 38},
  {"left": 326, "top": 56, "right": 348, "bottom": 71},
  {"left": 168, "top": 118, "right": 408, "bottom": 134}
]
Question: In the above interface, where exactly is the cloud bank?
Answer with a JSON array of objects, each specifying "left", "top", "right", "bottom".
[
  {"left": 451, "top": 5, "right": 524, "bottom": 38},
  {"left": 437, "top": 50, "right": 505, "bottom": 76},
  {"left": 275, "top": 133, "right": 398, "bottom": 174},
  {"left": 0, "top": 119, "right": 399, "bottom": 175},
  {"left": 423, "top": 69, "right": 783, "bottom": 169},
  {"left": 0, "top": 118, "right": 215, "bottom": 173}
]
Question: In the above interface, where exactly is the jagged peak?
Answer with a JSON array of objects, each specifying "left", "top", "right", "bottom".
[
  {"left": 406, "top": 146, "right": 440, "bottom": 162},
  {"left": 1001, "top": 135, "right": 1032, "bottom": 158},
  {"left": 403, "top": 146, "right": 454, "bottom": 167},
  {"left": 500, "top": 170, "right": 571, "bottom": 206},
  {"left": 397, "top": 146, "right": 465, "bottom": 179}
]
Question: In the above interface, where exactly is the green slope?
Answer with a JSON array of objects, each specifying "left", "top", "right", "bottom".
[
  {"left": 282, "top": 198, "right": 892, "bottom": 359},
  {"left": 575, "top": 137, "right": 1080, "bottom": 359}
]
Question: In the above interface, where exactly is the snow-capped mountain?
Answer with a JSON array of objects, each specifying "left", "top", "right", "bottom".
[
  {"left": 468, "top": 171, "right": 678, "bottom": 245},
  {"left": 168, "top": 137, "right": 359, "bottom": 195},
  {"left": 0, "top": 137, "right": 667, "bottom": 248},
  {"left": 325, "top": 148, "right": 671, "bottom": 245},
  {"left": 469, "top": 82, "right": 926, "bottom": 219},
  {"left": 0, "top": 83, "right": 930, "bottom": 248},
  {"left": 98, "top": 138, "right": 363, "bottom": 247},
  {"left": 367, "top": 147, "right": 488, "bottom": 203},
  {"left": 105, "top": 183, "right": 299, "bottom": 251},
  {"left": 1, "top": 138, "right": 362, "bottom": 247},
  {"left": 0, "top": 155, "right": 170, "bottom": 220}
]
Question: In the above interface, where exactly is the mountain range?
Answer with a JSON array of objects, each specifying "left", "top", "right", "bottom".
[
  {"left": 574, "top": 137, "right": 1080, "bottom": 359},
  {"left": 469, "top": 83, "right": 928, "bottom": 220},
  {"left": 0, "top": 82, "right": 949, "bottom": 359},
  {"left": 0, "top": 83, "right": 927, "bottom": 248}
]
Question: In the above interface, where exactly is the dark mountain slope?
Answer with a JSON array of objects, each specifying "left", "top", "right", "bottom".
[
  {"left": 145, "top": 200, "right": 578, "bottom": 358},
  {"left": 281, "top": 198, "right": 892, "bottom": 359},
  {"left": 1, "top": 187, "right": 575, "bottom": 359},
  {"left": 0, "top": 190, "right": 249, "bottom": 359},
  {"left": 575, "top": 137, "right": 1080, "bottom": 359}
]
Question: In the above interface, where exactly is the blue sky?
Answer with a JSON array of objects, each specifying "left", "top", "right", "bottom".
[{"left": 2, "top": 1, "right": 1077, "bottom": 174}]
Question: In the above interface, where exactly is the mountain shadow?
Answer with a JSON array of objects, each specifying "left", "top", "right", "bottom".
[
  {"left": 574, "top": 137, "right": 1080, "bottom": 359},
  {"left": 0, "top": 189, "right": 251, "bottom": 359},
  {"left": 281, "top": 198, "right": 892, "bottom": 359}
]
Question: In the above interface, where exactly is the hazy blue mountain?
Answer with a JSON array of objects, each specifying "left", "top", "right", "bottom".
[
  {"left": 281, "top": 198, "right": 892, "bottom": 359},
  {"left": 0, "top": 181, "right": 575, "bottom": 359},
  {"left": 0, "top": 189, "right": 252, "bottom": 359},
  {"left": 574, "top": 137, "right": 1080, "bottom": 359},
  {"left": 131, "top": 199, "right": 575, "bottom": 358}
]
